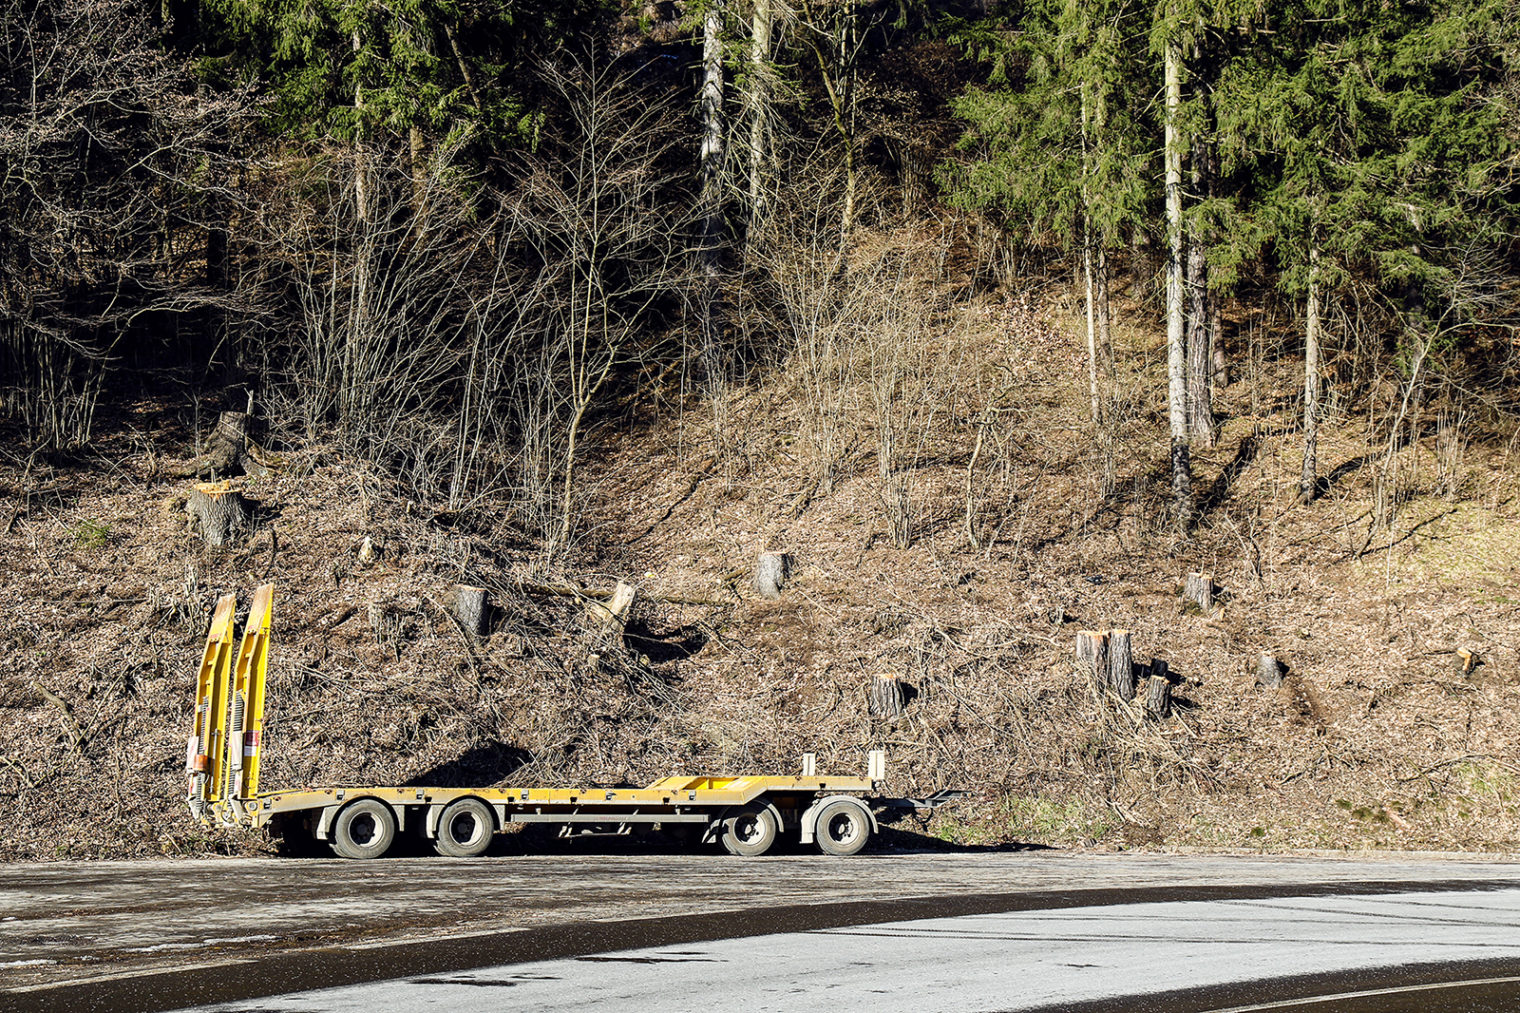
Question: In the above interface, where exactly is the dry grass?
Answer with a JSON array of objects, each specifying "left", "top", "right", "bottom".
[{"left": 1, "top": 243, "right": 1517, "bottom": 859}]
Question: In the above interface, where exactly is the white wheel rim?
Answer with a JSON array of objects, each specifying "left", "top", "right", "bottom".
[{"left": 736, "top": 815, "right": 763, "bottom": 844}]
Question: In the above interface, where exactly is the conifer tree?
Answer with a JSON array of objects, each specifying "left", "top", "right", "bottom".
[
  {"left": 948, "top": 0, "right": 1150, "bottom": 430},
  {"left": 198, "top": 0, "right": 600, "bottom": 150},
  {"left": 1215, "top": 0, "right": 1517, "bottom": 500}
]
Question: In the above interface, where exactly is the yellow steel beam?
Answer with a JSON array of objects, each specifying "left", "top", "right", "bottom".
[
  {"left": 229, "top": 583, "right": 273, "bottom": 801},
  {"left": 187, "top": 594, "right": 237, "bottom": 819}
]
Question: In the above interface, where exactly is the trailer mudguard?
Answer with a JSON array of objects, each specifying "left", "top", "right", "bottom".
[{"left": 798, "top": 795, "right": 877, "bottom": 845}]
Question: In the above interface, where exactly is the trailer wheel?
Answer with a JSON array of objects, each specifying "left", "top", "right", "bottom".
[
  {"left": 330, "top": 798, "right": 397, "bottom": 860},
  {"left": 434, "top": 798, "right": 495, "bottom": 858},
  {"left": 814, "top": 798, "right": 870, "bottom": 857},
  {"left": 721, "top": 804, "right": 778, "bottom": 857}
]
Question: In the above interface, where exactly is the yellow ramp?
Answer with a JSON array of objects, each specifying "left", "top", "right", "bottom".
[
  {"left": 187, "top": 594, "right": 237, "bottom": 819},
  {"left": 229, "top": 584, "right": 274, "bottom": 800}
]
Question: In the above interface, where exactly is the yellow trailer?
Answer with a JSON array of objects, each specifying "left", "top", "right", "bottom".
[{"left": 185, "top": 585, "right": 955, "bottom": 859}]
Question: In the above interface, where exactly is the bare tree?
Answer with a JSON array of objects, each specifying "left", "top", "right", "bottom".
[
  {"left": 504, "top": 60, "right": 693, "bottom": 553},
  {"left": 0, "top": 0, "right": 253, "bottom": 448},
  {"left": 698, "top": 3, "right": 730, "bottom": 378}
]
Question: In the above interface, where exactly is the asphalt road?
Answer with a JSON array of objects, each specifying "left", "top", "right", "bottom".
[
  {"left": 5, "top": 850, "right": 1520, "bottom": 1012},
  {"left": 172, "top": 887, "right": 1520, "bottom": 1013}
]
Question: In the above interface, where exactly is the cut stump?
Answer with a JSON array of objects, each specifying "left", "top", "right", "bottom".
[
  {"left": 1255, "top": 653, "right": 1285, "bottom": 688},
  {"left": 585, "top": 580, "right": 638, "bottom": 637},
  {"left": 453, "top": 585, "right": 490, "bottom": 638},
  {"left": 755, "top": 552, "right": 791, "bottom": 599},
  {"left": 1183, "top": 572, "right": 1214, "bottom": 613},
  {"left": 1143, "top": 660, "right": 1172, "bottom": 719},
  {"left": 1107, "top": 629, "right": 1136, "bottom": 701},
  {"left": 185, "top": 482, "right": 254, "bottom": 547},
  {"left": 1074, "top": 630, "right": 1109, "bottom": 688},
  {"left": 868, "top": 674, "right": 906, "bottom": 719},
  {"left": 174, "top": 411, "right": 272, "bottom": 480}
]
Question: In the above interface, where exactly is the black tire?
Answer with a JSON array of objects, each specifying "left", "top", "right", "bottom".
[
  {"left": 268, "top": 813, "right": 327, "bottom": 857},
  {"left": 721, "top": 804, "right": 779, "bottom": 857},
  {"left": 433, "top": 797, "right": 496, "bottom": 858},
  {"left": 814, "top": 799, "right": 870, "bottom": 857},
  {"left": 330, "top": 798, "right": 397, "bottom": 860}
]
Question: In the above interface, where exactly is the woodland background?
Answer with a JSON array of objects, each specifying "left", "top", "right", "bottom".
[{"left": 0, "top": 0, "right": 1518, "bottom": 858}]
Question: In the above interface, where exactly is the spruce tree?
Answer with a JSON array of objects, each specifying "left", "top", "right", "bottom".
[{"left": 1215, "top": 0, "right": 1517, "bottom": 499}]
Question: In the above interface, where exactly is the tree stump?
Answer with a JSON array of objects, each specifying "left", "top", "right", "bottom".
[
  {"left": 453, "top": 584, "right": 490, "bottom": 638},
  {"left": 868, "top": 674, "right": 906, "bottom": 719},
  {"left": 755, "top": 552, "right": 791, "bottom": 599},
  {"left": 1107, "top": 629, "right": 1137, "bottom": 701},
  {"left": 185, "top": 482, "right": 254, "bottom": 547},
  {"left": 1255, "top": 653, "right": 1285, "bottom": 688},
  {"left": 581, "top": 581, "right": 637, "bottom": 675},
  {"left": 174, "top": 411, "right": 271, "bottom": 480},
  {"left": 1182, "top": 572, "right": 1214, "bottom": 613},
  {"left": 585, "top": 580, "right": 637, "bottom": 637},
  {"left": 1074, "top": 630, "right": 1109, "bottom": 688},
  {"left": 1143, "top": 658, "right": 1172, "bottom": 718}
]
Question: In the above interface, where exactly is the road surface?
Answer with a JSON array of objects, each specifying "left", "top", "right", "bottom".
[{"left": 4, "top": 850, "right": 1520, "bottom": 1012}]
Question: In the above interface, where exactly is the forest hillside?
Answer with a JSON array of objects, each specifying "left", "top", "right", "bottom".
[{"left": 0, "top": 0, "right": 1517, "bottom": 858}]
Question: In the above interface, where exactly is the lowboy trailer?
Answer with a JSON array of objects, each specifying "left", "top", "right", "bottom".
[{"left": 187, "top": 584, "right": 960, "bottom": 859}]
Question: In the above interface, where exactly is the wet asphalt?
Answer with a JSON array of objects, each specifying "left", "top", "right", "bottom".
[{"left": 4, "top": 851, "right": 1520, "bottom": 1012}]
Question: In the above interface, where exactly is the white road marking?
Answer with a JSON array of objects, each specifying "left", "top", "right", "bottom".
[
  {"left": 170, "top": 888, "right": 1520, "bottom": 1013},
  {"left": 1200, "top": 974, "right": 1520, "bottom": 1012}
]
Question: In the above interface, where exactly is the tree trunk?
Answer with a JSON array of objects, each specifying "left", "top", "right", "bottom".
[
  {"left": 1186, "top": 215, "right": 1215, "bottom": 447},
  {"left": 746, "top": 0, "right": 773, "bottom": 228},
  {"left": 1083, "top": 233, "right": 1101, "bottom": 430},
  {"left": 802, "top": 0, "right": 857, "bottom": 257},
  {"left": 453, "top": 584, "right": 489, "bottom": 638},
  {"left": 351, "top": 29, "right": 368, "bottom": 226},
  {"left": 1107, "top": 629, "right": 1136, "bottom": 701},
  {"left": 185, "top": 483, "right": 254, "bottom": 547},
  {"left": 868, "top": 673, "right": 905, "bottom": 719},
  {"left": 1129, "top": 231, "right": 1148, "bottom": 301},
  {"left": 1096, "top": 246, "right": 1113, "bottom": 388},
  {"left": 699, "top": 3, "right": 728, "bottom": 382},
  {"left": 1301, "top": 242, "right": 1322, "bottom": 502},
  {"left": 1164, "top": 33, "right": 1193, "bottom": 531},
  {"left": 755, "top": 551, "right": 791, "bottom": 599},
  {"left": 1255, "top": 653, "right": 1285, "bottom": 688},
  {"left": 1185, "top": 41, "right": 1216, "bottom": 448},
  {"left": 1182, "top": 571, "right": 1214, "bottom": 613},
  {"left": 1209, "top": 288, "right": 1228, "bottom": 386}
]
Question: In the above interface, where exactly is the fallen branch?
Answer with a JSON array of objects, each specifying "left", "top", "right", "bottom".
[
  {"left": 1395, "top": 753, "right": 1520, "bottom": 783},
  {"left": 0, "top": 754, "right": 35, "bottom": 789},
  {"left": 517, "top": 582, "right": 726, "bottom": 607},
  {"left": 31, "top": 681, "right": 84, "bottom": 753}
]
